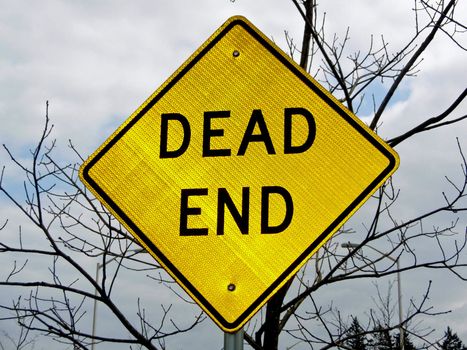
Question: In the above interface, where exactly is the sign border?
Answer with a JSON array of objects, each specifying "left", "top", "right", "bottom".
[{"left": 80, "top": 16, "right": 398, "bottom": 332}]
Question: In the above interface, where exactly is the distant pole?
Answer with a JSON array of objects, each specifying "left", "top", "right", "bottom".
[
  {"left": 224, "top": 329, "right": 244, "bottom": 350},
  {"left": 396, "top": 260, "right": 404, "bottom": 350},
  {"left": 91, "top": 262, "right": 101, "bottom": 350},
  {"left": 341, "top": 242, "right": 404, "bottom": 350}
]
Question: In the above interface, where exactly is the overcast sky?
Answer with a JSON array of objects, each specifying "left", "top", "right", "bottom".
[{"left": 1, "top": 1, "right": 466, "bottom": 349}]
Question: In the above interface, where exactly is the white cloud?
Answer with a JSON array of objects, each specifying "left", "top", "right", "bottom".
[{"left": 1, "top": 1, "right": 466, "bottom": 348}]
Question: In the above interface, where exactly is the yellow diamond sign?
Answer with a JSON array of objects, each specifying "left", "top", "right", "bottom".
[{"left": 80, "top": 16, "right": 399, "bottom": 332}]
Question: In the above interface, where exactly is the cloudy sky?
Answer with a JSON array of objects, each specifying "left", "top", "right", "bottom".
[{"left": 1, "top": 0, "right": 466, "bottom": 349}]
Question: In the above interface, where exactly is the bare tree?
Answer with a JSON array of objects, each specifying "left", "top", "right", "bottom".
[
  {"left": 244, "top": 0, "right": 467, "bottom": 349},
  {"left": 1, "top": 0, "right": 466, "bottom": 349},
  {"left": 0, "top": 104, "right": 205, "bottom": 348}
]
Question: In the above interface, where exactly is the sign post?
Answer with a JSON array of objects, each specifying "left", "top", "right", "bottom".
[
  {"left": 80, "top": 16, "right": 399, "bottom": 334},
  {"left": 224, "top": 329, "right": 244, "bottom": 350}
]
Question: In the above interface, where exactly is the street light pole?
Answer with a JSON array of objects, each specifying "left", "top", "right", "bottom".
[
  {"left": 341, "top": 242, "right": 404, "bottom": 350},
  {"left": 395, "top": 263, "right": 404, "bottom": 350},
  {"left": 91, "top": 262, "right": 101, "bottom": 350}
]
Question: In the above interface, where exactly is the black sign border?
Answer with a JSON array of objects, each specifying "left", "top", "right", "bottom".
[{"left": 82, "top": 17, "right": 398, "bottom": 332}]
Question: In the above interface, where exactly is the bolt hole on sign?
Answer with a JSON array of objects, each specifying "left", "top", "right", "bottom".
[{"left": 79, "top": 16, "right": 399, "bottom": 332}]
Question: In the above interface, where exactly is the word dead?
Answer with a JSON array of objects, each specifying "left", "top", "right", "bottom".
[{"left": 160, "top": 107, "right": 316, "bottom": 158}]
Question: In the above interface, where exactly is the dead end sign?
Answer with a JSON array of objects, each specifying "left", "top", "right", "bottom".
[{"left": 79, "top": 16, "right": 399, "bottom": 332}]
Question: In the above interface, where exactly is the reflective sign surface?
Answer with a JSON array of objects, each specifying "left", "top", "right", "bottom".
[{"left": 80, "top": 16, "right": 399, "bottom": 332}]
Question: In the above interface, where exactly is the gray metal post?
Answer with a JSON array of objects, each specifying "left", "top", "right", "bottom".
[
  {"left": 341, "top": 242, "right": 404, "bottom": 350},
  {"left": 224, "top": 329, "right": 244, "bottom": 350},
  {"left": 91, "top": 263, "right": 101, "bottom": 350},
  {"left": 396, "top": 260, "right": 404, "bottom": 350}
]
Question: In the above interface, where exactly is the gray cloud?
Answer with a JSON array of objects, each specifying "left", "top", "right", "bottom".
[{"left": 1, "top": 0, "right": 466, "bottom": 347}]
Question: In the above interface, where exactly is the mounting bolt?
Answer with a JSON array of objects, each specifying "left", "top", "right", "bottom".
[
  {"left": 227, "top": 283, "right": 236, "bottom": 292},
  {"left": 233, "top": 50, "right": 240, "bottom": 57}
]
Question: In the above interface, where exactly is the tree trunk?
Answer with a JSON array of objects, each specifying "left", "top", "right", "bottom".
[
  {"left": 261, "top": 3, "right": 316, "bottom": 349},
  {"left": 299, "top": 0, "right": 315, "bottom": 70},
  {"left": 262, "top": 280, "right": 291, "bottom": 350}
]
